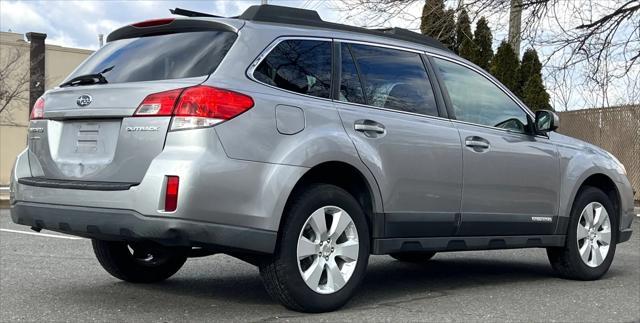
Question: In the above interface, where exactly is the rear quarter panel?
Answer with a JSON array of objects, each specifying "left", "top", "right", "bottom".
[{"left": 207, "top": 24, "right": 384, "bottom": 214}]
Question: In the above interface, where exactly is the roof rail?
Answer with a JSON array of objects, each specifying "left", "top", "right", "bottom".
[
  {"left": 170, "top": 8, "right": 223, "bottom": 18},
  {"left": 373, "top": 27, "right": 447, "bottom": 50},
  {"left": 170, "top": 5, "right": 449, "bottom": 52}
]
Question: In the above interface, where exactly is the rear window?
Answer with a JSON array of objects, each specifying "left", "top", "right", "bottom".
[{"left": 64, "top": 31, "right": 237, "bottom": 84}]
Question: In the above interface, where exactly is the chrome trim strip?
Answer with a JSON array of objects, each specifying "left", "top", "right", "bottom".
[
  {"left": 336, "top": 38, "right": 427, "bottom": 54},
  {"left": 335, "top": 100, "right": 452, "bottom": 123}
]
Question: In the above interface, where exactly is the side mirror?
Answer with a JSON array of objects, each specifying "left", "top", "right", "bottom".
[{"left": 534, "top": 110, "right": 559, "bottom": 133}]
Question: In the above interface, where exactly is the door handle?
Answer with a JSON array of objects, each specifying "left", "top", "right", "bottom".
[
  {"left": 354, "top": 120, "right": 386, "bottom": 137},
  {"left": 354, "top": 124, "right": 385, "bottom": 133},
  {"left": 465, "top": 136, "right": 490, "bottom": 149}
]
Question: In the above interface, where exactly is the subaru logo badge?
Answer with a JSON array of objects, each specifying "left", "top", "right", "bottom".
[{"left": 77, "top": 94, "right": 92, "bottom": 107}]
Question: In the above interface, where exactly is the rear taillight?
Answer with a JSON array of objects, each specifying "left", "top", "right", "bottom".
[
  {"left": 134, "top": 89, "right": 182, "bottom": 116},
  {"left": 134, "top": 86, "right": 254, "bottom": 131},
  {"left": 30, "top": 97, "right": 45, "bottom": 120},
  {"left": 132, "top": 18, "right": 175, "bottom": 28},
  {"left": 164, "top": 176, "right": 179, "bottom": 212}
]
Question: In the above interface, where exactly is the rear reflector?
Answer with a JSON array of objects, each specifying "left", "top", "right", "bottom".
[
  {"left": 30, "top": 97, "right": 45, "bottom": 120},
  {"left": 132, "top": 18, "right": 175, "bottom": 28},
  {"left": 133, "top": 86, "right": 254, "bottom": 131},
  {"left": 164, "top": 176, "right": 179, "bottom": 212}
]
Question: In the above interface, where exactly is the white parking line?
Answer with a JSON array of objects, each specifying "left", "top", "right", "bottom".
[{"left": 0, "top": 228, "right": 84, "bottom": 240}]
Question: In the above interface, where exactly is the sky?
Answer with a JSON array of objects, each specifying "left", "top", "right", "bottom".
[
  {"left": 0, "top": 0, "right": 345, "bottom": 50},
  {"left": 0, "top": 0, "right": 636, "bottom": 110}
]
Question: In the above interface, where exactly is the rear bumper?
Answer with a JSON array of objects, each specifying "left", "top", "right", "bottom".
[
  {"left": 11, "top": 201, "right": 277, "bottom": 253},
  {"left": 10, "top": 128, "right": 307, "bottom": 235}
]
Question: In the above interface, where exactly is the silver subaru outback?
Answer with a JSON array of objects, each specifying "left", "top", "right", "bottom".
[{"left": 10, "top": 5, "right": 635, "bottom": 313}]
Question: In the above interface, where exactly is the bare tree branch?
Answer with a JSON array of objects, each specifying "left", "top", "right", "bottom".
[{"left": 0, "top": 47, "right": 30, "bottom": 126}]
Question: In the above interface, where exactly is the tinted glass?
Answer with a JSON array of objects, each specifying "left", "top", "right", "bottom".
[
  {"left": 349, "top": 44, "right": 438, "bottom": 116},
  {"left": 254, "top": 40, "right": 332, "bottom": 99},
  {"left": 66, "top": 31, "right": 237, "bottom": 84},
  {"left": 434, "top": 58, "right": 529, "bottom": 133},
  {"left": 339, "top": 44, "right": 366, "bottom": 104}
]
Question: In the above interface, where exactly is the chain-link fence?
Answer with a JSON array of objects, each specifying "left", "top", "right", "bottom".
[{"left": 558, "top": 106, "right": 640, "bottom": 201}]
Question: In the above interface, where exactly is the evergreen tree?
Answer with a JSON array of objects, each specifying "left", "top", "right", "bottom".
[
  {"left": 521, "top": 73, "right": 552, "bottom": 111},
  {"left": 490, "top": 41, "right": 520, "bottom": 93},
  {"left": 518, "top": 48, "right": 543, "bottom": 96},
  {"left": 455, "top": 7, "right": 474, "bottom": 59},
  {"left": 420, "top": 0, "right": 446, "bottom": 37},
  {"left": 471, "top": 17, "right": 493, "bottom": 71},
  {"left": 441, "top": 9, "right": 456, "bottom": 50},
  {"left": 420, "top": 0, "right": 455, "bottom": 50}
]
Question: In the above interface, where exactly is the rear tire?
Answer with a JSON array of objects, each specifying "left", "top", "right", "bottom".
[
  {"left": 259, "top": 184, "right": 370, "bottom": 313},
  {"left": 546, "top": 186, "right": 617, "bottom": 280},
  {"left": 92, "top": 240, "right": 187, "bottom": 283},
  {"left": 390, "top": 251, "right": 436, "bottom": 262}
]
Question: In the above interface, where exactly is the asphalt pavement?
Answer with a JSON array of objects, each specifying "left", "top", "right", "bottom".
[{"left": 1, "top": 209, "right": 638, "bottom": 322}]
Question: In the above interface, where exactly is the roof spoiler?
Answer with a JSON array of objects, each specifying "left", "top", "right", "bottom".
[{"left": 170, "top": 8, "right": 223, "bottom": 18}]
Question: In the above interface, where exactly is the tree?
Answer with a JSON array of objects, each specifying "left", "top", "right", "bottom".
[
  {"left": 420, "top": 0, "right": 456, "bottom": 50},
  {"left": 521, "top": 73, "right": 552, "bottom": 111},
  {"left": 490, "top": 41, "right": 520, "bottom": 92},
  {"left": 518, "top": 48, "right": 543, "bottom": 96},
  {"left": 471, "top": 17, "right": 493, "bottom": 71},
  {"left": 0, "top": 47, "right": 30, "bottom": 126},
  {"left": 337, "top": 0, "right": 639, "bottom": 108},
  {"left": 455, "top": 7, "right": 474, "bottom": 59}
]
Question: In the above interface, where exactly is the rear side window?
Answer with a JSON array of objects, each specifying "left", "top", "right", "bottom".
[
  {"left": 348, "top": 44, "right": 438, "bottom": 117},
  {"left": 253, "top": 39, "right": 332, "bottom": 99},
  {"left": 65, "top": 31, "right": 237, "bottom": 84},
  {"left": 339, "top": 44, "right": 366, "bottom": 105}
]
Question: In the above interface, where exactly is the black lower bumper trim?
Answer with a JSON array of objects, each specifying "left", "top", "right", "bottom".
[
  {"left": 372, "top": 235, "right": 566, "bottom": 255},
  {"left": 18, "top": 177, "right": 137, "bottom": 191},
  {"left": 10, "top": 202, "right": 276, "bottom": 254}
]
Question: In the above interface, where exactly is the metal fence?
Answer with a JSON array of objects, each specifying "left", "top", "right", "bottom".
[{"left": 558, "top": 106, "right": 640, "bottom": 201}]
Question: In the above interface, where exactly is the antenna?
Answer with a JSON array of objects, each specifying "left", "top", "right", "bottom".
[{"left": 98, "top": 34, "right": 104, "bottom": 47}]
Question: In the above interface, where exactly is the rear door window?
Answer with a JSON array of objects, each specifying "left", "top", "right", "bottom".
[
  {"left": 65, "top": 31, "right": 237, "bottom": 84},
  {"left": 348, "top": 44, "right": 438, "bottom": 117},
  {"left": 253, "top": 39, "right": 332, "bottom": 99}
]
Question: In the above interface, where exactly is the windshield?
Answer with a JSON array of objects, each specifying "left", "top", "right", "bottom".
[{"left": 64, "top": 30, "right": 237, "bottom": 85}]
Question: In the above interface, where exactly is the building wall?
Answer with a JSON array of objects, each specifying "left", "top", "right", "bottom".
[{"left": 0, "top": 31, "right": 92, "bottom": 185}]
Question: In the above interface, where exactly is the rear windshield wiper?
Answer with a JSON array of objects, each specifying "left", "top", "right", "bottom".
[{"left": 60, "top": 66, "right": 114, "bottom": 87}]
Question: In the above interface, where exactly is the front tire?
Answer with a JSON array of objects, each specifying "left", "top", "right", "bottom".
[
  {"left": 92, "top": 240, "right": 187, "bottom": 283},
  {"left": 259, "top": 184, "right": 370, "bottom": 313},
  {"left": 547, "top": 186, "right": 617, "bottom": 280}
]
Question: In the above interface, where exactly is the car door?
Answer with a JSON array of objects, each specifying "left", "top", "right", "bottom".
[
  {"left": 335, "top": 42, "right": 463, "bottom": 238},
  {"left": 430, "top": 56, "right": 560, "bottom": 236}
]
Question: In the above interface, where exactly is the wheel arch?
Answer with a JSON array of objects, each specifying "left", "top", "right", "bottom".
[
  {"left": 561, "top": 172, "right": 621, "bottom": 235},
  {"left": 277, "top": 161, "right": 383, "bottom": 240}
]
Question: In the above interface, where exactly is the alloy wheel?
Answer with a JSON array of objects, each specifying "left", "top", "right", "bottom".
[
  {"left": 296, "top": 206, "right": 359, "bottom": 294},
  {"left": 576, "top": 202, "right": 612, "bottom": 267}
]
